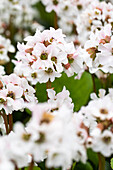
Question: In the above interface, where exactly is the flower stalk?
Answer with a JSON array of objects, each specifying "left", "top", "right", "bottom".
[
  {"left": 98, "top": 153, "right": 105, "bottom": 170},
  {"left": 91, "top": 74, "right": 96, "bottom": 93},
  {"left": 8, "top": 113, "right": 13, "bottom": 133}
]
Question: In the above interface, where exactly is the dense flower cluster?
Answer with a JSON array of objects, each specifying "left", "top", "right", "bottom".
[
  {"left": 82, "top": 24, "right": 113, "bottom": 74},
  {"left": 0, "top": 88, "right": 88, "bottom": 170},
  {"left": 0, "top": 36, "right": 15, "bottom": 64},
  {"left": 41, "top": 0, "right": 113, "bottom": 47},
  {"left": 0, "top": 73, "right": 36, "bottom": 115},
  {"left": 13, "top": 28, "right": 84, "bottom": 83},
  {"left": 76, "top": 1, "right": 113, "bottom": 45},
  {"left": 40, "top": 0, "right": 98, "bottom": 45},
  {"left": 79, "top": 89, "right": 113, "bottom": 157},
  {"left": 0, "top": 0, "right": 113, "bottom": 169},
  {"left": 0, "top": 0, "right": 43, "bottom": 41}
]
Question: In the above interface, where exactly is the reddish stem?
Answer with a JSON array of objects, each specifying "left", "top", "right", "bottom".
[
  {"left": 28, "top": 157, "right": 34, "bottom": 170},
  {"left": 46, "top": 79, "right": 52, "bottom": 100},
  {"left": 9, "top": 114, "right": 13, "bottom": 133}
]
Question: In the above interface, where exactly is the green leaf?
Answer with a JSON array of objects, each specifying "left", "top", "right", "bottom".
[
  {"left": 25, "top": 108, "right": 32, "bottom": 115},
  {"left": 35, "top": 2, "right": 55, "bottom": 28},
  {"left": 36, "top": 72, "right": 93, "bottom": 111},
  {"left": 73, "top": 162, "right": 93, "bottom": 170},
  {"left": 24, "top": 167, "right": 41, "bottom": 170},
  {"left": 72, "top": 162, "right": 76, "bottom": 170},
  {"left": 36, "top": 83, "right": 47, "bottom": 103},
  {"left": 53, "top": 72, "right": 93, "bottom": 111},
  {"left": 110, "top": 158, "right": 113, "bottom": 169},
  {"left": 87, "top": 149, "right": 98, "bottom": 169}
]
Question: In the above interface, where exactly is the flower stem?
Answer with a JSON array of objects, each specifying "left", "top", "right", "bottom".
[
  {"left": 91, "top": 74, "right": 96, "bottom": 93},
  {"left": 46, "top": 79, "right": 52, "bottom": 100},
  {"left": 98, "top": 153, "right": 105, "bottom": 170},
  {"left": 9, "top": 114, "right": 13, "bottom": 133},
  {"left": 0, "top": 111, "right": 9, "bottom": 134},
  {"left": 54, "top": 12, "right": 58, "bottom": 29},
  {"left": 46, "top": 79, "right": 51, "bottom": 89},
  {"left": 28, "top": 157, "right": 34, "bottom": 170}
]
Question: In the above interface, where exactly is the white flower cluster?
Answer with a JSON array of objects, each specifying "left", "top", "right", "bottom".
[
  {"left": 76, "top": 1, "right": 113, "bottom": 45},
  {"left": 13, "top": 27, "right": 84, "bottom": 84},
  {"left": 41, "top": 0, "right": 93, "bottom": 14},
  {"left": 40, "top": 0, "right": 97, "bottom": 45},
  {"left": 0, "top": 36, "right": 15, "bottom": 64},
  {"left": 0, "top": 87, "right": 88, "bottom": 170},
  {"left": 1, "top": 85, "right": 113, "bottom": 169},
  {"left": 47, "top": 86, "right": 74, "bottom": 111},
  {"left": 0, "top": 0, "right": 42, "bottom": 41},
  {"left": 40, "top": 0, "right": 113, "bottom": 47},
  {"left": 0, "top": 73, "right": 36, "bottom": 115},
  {"left": 79, "top": 89, "right": 113, "bottom": 157},
  {"left": 82, "top": 24, "right": 113, "bottom": 74}
]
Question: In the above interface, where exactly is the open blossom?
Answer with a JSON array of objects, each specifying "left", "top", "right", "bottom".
[
  {"left": 26, "top": 102, "right": 88, "bottom": 169},
  {"left": 82, "top": 24, "right": 113, "bottom": 74},
  {"left": 0, "top": 123, "right": 33, "bottom": 170},
  {"left": 0, "top": 73, "right": 37, "bottom": 115},
  {"left": 47, "top": 86, "right": 74, "bottom": 111},
  {"left": 91, "top": 128, "right": 113, "bottom": 157},
  {"left": 0, "top": 100, "right": 88, "bottom": 170},
  {"left": 76, "top": 1, "right": 113, "bottom": 45},
  {"left": 42, "top": 0, "right": 98, "bottom": 47},
  {"left": 14, "top": 27, "right": 83, "bottom": 84},
  {"left": 78, "top": 89, "right": 113, "bottom": 157},
  {"left": 0, "top": 36, "right": 15, "bottom": 64},
  {"left": 0, "top": 0, "right": 41, "bottom": 41},
  {"left": 63, "top": 43, "right": 84, "bottom": 77},
  {"left": 41, "top": 0, "right": 63, "bottom": 13}
]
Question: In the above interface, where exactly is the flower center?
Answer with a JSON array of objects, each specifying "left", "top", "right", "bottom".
[
  {"left": 100, "top": 108, "right": 108, "bottom": 114},
  {"left": 40, "top": 53, "right": 48, "bottom": 60},
  {"left": 51, "top": 56, "right": 57, "bottom": 63},
  {"left": 7, "top": 91, "right": 15, "bottom": 99},
  {"left": 22, "top": 133, "right": 31, "bottom": 141},
  {"left": 31, "top": 72, "right": 37, "bottom": 79},
  {"left": 86, "top": 47, "right": 98, "bottom": 60},
  {"left": 102, "top": 136, "right": 111, "bottom": 144},
  {"left": 53, "top": 0, "right": 58, "bottom": 5},
  {"left": 36, "top": 132, "right": 45, "bottom": 144},
  {"left": 67, "top": 54, "right": 74, "bottom": 64},
  {"left": 45, "top": 68, "right": 53, "bottom": 74}
]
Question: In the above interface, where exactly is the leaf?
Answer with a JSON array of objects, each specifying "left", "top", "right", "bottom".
[
  {"left": 36, "top": 82, "right": 47, "bottom": 103},
  {"left": 24, "top": 166, "right": 41, "bottom": 170},
  {"left": 36, "top": 72, "right": 93, "bottom": 111},
  {"left": 73, "top": 162, "right": 93, "bottom": 170},
  {"left": 72, "top": 162, "right": 76, "bottom": 170},
  {"left": 35, "top": 2, "right": 55, "bottom": 28},
  {"left": 87, "top": 149, "right": 98, "bottom": 169},
  {"left": 53, "top": 72, "right": 93, "bottom": 111},
  {"left": 110, "top": 158, "right": 113, "bottom": 169}
]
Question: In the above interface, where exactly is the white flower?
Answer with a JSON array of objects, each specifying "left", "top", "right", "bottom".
[
  {"left": 47, "top": 86, "right": 74, "bottom": 111},
  {"left": 0, "top": 36, "right": 15, "bottom": 64},
  {"left": 14, "top": 27, "right": 80, "bottom": 84},
  {"left": 91, "top": 129, "right": 113, "bottom": 157}
]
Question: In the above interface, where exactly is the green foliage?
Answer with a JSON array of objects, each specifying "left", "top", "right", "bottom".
[
  {"left": 110, "top": 158, "right": 113, "bottom": 169},
  {"left": 87, "top": 149, "right": 99, "bottom": 170},
  {"left": 24, "top": 167, "right": 41, "bottom": 170},
  {"left": 72, "top": 162, "right": 76, "bottom": 170},
  {"left": 35, "top": 2, "right": 55, "bottom": 28},
  {"left": 73, "top": 162, "right": 93, "bottom": 170},
  {"left": 53, "top": 71, "right": 93, "bottom": 111},
  {"left": 36, "top": 72, "right": 93, "bottom": 111}
]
